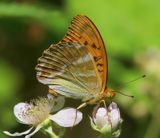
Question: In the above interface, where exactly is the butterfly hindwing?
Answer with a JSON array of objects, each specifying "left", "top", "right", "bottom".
[{"left": 36, "top": 42, "right": 102, "bottom": 102}]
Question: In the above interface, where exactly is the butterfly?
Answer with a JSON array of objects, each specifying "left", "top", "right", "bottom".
[{"left": 35, "top": 15, "right": 115, "bottom": 108}]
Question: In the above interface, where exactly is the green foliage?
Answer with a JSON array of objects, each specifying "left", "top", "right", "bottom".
[{"left": 0, "top": 0, "right": 160, "bottom": 138}]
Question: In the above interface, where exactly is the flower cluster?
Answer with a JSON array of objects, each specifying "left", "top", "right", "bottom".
[
  {"left": 4, "top": 96, "right": 122, "bottom": 138},
  {"left": 4, "top": 96, "right": 82, "bottom": 138}
]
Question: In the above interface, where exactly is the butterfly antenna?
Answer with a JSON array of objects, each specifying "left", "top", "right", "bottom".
[
  {"left": 120, "top": 74, "right": 146, "bottom": 88},
  {"left": 113, "top": 90, "right": 134, "bottom": 98},
  {"left": 113, "top": 75, "right": 146, "bottom": 98}
]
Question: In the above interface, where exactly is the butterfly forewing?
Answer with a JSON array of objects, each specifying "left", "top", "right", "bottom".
[
  {"left": 61, "top": 15, "right": 107, "bottom": 92},
  {"left": 36, "top": 42, "right": 102, "bottom": 102}
]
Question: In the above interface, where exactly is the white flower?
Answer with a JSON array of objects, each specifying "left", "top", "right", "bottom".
[
  {"left": 90, "top": 102, "right": 122, "bottom": 137},
  {"left": 4, "top": 96, "right": 83, "bottom": 138}
]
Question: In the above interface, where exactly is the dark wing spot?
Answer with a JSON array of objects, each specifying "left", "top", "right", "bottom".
[
  {"left": 84, "top": 41, "right": 88, "bottom": 45},
  {"left": 98, "top": 69, "right": 103, "bottom": 72},
  {"left": 97, "top": 63, "right": 103, "bottom": 67},
  {"left": 92, "top": 43, "right": 100, "bottom": 50},
  {"left": 96, "top": 63, "right": 103, "bottom": 73},
  {"left": 94, "top": 56, "right": 102, "bottom": 62}
]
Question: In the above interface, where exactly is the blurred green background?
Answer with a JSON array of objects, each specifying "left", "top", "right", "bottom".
[{"left": 0, "top": 0, "right": 160, "bottom": 138}]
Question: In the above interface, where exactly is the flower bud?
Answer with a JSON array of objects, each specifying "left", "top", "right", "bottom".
[{"left": 90, "top": 102, "right": 122, "bottom": 137}]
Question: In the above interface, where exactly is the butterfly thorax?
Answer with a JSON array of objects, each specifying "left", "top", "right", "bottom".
[
  {"left": 87, "top": 88, "right": 116, "bottom": 105},
  {"left": 105, "top": 88, "right": 116, "bottom": 98}
]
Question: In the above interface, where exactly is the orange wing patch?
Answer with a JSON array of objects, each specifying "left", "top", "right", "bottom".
[{"left": 60, "top": 15, "right": 107, "bottom": 92}]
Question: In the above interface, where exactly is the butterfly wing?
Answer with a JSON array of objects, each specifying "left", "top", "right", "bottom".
[
  {"left": 60, "top": 15, "right": 107, "bottom": 92},
  {"left": 36, "top": 42, "right": 102, "bottom": 102},
  {"left": 36, "top": 15, "right": 107, "bottom": 102}
]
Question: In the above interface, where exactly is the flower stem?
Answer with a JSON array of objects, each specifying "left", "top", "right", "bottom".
[
  {"left": 45, "top": 126, "right": 59, "bottom": 138},
  {"left": 98, "top": 133, "right": 114, "bottom": 138},
  {"left": 41, "top": 120, "right": 59, "bottom": 138}
]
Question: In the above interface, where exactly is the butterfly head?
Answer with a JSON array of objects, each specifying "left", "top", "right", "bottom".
[{"left": 105, "top": 88, "right": 116, "bottom": 99}]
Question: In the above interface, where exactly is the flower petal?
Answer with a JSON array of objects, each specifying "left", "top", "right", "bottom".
[
  {"left": 3, "top": 127, "right": 33, "bottom": 137},
  {"left": 49, "top": 108, "right": 82, "bottom": 127},
  {"left": 93, "top": 108, "right": 108, "bottom": 130},
  {"left": 109, "top": 102, "right": 121, "bottom": 129},
  {"left": 108, "top": 102, "right": 118, "bottom": 111},
  {"left": 25, "top": 125, "right": 42, "bottom": 138},
  {"left": 14, "top": 103, "right": 32, "bottom": 124},
  {"left": 89, "top": 116, "right": 101, "bottom": 132}
]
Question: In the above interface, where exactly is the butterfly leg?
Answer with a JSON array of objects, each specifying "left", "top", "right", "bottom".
[
  {"left": 92, "top": 103, "right": 100, "bottom": 117},
  {"left": 101, "top": 100, "right": 107, "bottom": 109},
  {"left": 77, "top": 102, "right": 87, "bottom": 110},
  {"left": 49, "top": 88, "right": 58, "bottom": 96},
  {"left": 71, "top": 102, "right": 87, "bottom": 128}
]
